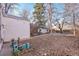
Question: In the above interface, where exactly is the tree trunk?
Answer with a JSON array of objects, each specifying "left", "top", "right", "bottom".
[
  {"left": 48, "top": 3, "right": 52, "bottom": 33},
  {"left": 60, "top": 28, "right": 63, "bottom": 33},
  {"left": 73, "top": 13, "right": 76, "bottom": 36}
]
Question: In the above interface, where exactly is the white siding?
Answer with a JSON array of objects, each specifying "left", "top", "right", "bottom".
[{"left": 1, "top": 16, "right": 30, "bottom": 42}]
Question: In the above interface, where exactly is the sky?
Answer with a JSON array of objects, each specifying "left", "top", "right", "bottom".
[
  {"left": 54, "top": 3, "right": 64, "bottom": 12},
  {"left": 9, "top": 3, "right": 64, "bottom": 17},
  {"left": 18, "top": 3, "right": 34, "bottom": 12},
  {"left": 13, "top": 3, "right": 34, "bottom": 16}
]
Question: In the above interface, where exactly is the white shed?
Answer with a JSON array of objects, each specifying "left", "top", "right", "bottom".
[{"left": 1, "top": 14, "right": 30, "bottom": 42}]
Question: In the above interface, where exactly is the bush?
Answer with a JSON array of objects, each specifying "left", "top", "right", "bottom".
[{"left": 13, "top": 50, "right": 21, "bottom": 56}]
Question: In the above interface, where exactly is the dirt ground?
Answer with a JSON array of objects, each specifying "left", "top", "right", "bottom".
[
  {"left": 0, "top": 32, "right": 79, "bottom": 56},
  {"left": 17, "top": 33, "right": 79, "bottom": 56}
]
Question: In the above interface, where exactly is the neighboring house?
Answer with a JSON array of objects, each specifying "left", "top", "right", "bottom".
[{"left": 0, "top": 5, "right": 30, "bottom": 42}]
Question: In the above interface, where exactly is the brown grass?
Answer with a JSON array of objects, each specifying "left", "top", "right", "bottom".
[{"left": 18, "top": 33, "right": 79, "bottom": 56}]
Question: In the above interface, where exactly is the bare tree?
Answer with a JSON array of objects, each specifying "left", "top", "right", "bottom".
[
  {"left": 20, "top": 9, "right": 29, "bottom": 21},
  {"left": 64, "top": 3, "right": 78, "bottom": 36},
  {"left": 4, "top": 3, "right": 12, "bottom": 14},
  {"left": 3, "top": 3, "right": 19, "bottom": 16},
  {"left": 4, "top": 3, "right": 18, "bottom": 14},
  {"left": 46, "top": 3, "right": 53, "bottom": 33},
  {"left": 55, "top": 17, "right": 65, "bottom": 33}
]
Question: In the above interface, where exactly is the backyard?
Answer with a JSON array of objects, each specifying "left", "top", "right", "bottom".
[
  {"left": 0, "top": 3, "right": 79, "bottom": 56},
  {"left": 18, "top": 33, "right": 79, "bottom": 56},
  {"left": 0, "top": 32, "right": 79, "bottom": 56}
]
